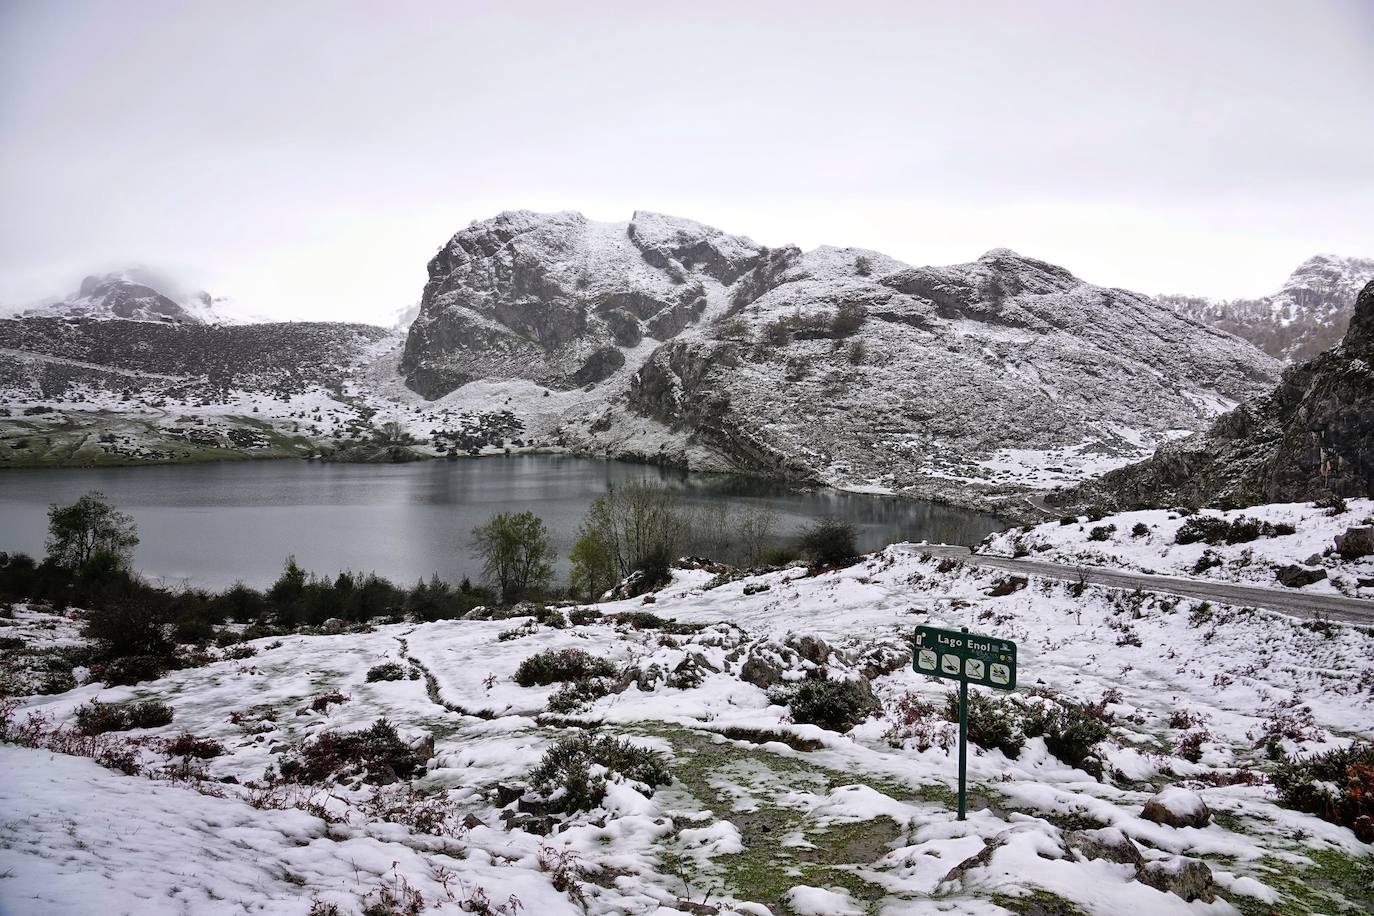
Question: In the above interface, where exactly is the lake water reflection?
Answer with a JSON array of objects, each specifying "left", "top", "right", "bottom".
[{"left": 0, "top": 457, "right": 1006, "bottom": 590}]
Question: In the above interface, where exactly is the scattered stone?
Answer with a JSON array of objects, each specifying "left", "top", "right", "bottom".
[
  {"left": 986, "top": 576, "right": 1028, "bottom": 597},
  {"left": 641, "top": 594, "right": 656, "bottom": 605},
  {"left": 788, "top": 634, "right": 829, "bottom": 665},
  {"left": 1141, "top": 787, "right": 1212, "bottom": 828},
  {"left": 1137, "top": 856, "right": 1216, "bottom": 902},
  {"left": 1064, "top": 827, "right": 1144, "bottom": 868},
  {"left": 941, "top": 832, "right": 1008, "bottom": 883},
  {"left": 495, "top": 782, "right": 525, "bottom": 806},
  {"left": 739, "top": 655, "right": 783, "bottom": 689},
  {"left": 1276, "top": 564, "right": 1327, "bottom": 588},
  {"left": 673, "top": 900, "right": 720, "bottom": 916},
  {"left": 501, "top": 811, "right": 555, "bottom": 835},
  {"left": 742, "top": 582, "right": 771, "bottom": 595},
  {"left": 1335, "top": 526, "right": 1374, "bottom": 560}
]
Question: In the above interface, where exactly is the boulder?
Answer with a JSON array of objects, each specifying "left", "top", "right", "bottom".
[
  {"left": 1276, "top": 564, "right": 1327, "bottom": 588},
  {"left": 1137, "top": 856, "right": 1216, "bottom": 902},
  {"left": 1141, "top": 787, "right": 1212, "bottom": 828},
  {"left": 739, "top": 655, "right": 783, "bottom": 689},
  {"left": 1334, "top": 526, "right": 1374, "bottom": 560},
  {"left": 321, "top": 618, "right": 346, "bottom": 635},
  {"left": 1064, "top": 827, "right": 1144, "bottom": 868},
  {"left": 788, "top": 635, "right": 830, "bottom": 665}
]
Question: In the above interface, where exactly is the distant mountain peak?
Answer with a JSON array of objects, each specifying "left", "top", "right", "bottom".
[
  {"left": 20, "top": 269, "right": 249, "bottom": 326},
  {"left": 1160, "top": 253, "right": 1374, "bottom": 361}
]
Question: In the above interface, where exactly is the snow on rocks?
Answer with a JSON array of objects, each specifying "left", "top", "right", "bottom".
[{"left": 1142, "top": 787, "right": 1213, "bottom": 829}]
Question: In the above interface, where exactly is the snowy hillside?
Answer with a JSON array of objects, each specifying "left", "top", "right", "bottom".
[
  {"left": 0, "top": 319, "right": 528, "bottom": 466},
  {"left": 403, "top": 212, "right": 1281, "bottom": 514},
  {"left": 983, "top": 499, "right": 1374, "bottom": 598},
  {"left": 1161, "top": 254, "right": 1374, "bottom": 362},
  {"left": 3, "top": 537, "right": 1372, "bottom": 914}
]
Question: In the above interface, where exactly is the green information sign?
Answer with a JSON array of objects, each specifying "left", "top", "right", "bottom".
[
  {"left": 913, "top": 624, "right": 1017, "bottom": 690},
  {"left": 912, "top": 625, "right": 1019, "bottom": 821}
]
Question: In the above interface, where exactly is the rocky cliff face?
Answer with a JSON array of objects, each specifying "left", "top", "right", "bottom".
[
  {"left": 1075, "top": 280, "right": 1374, "bottom": 509},
  {"left": 400, "top": 211, "right": 765, "bottom": 397},
  {"left": 402, "top": 211, "right": 1281, "bottom": 512},
  {"left": 1160, "top": 255, "right": 1374, "bottom": 362}
]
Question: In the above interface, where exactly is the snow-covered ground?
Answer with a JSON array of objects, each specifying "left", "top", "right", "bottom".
[
  {"left": 2, "top": 544, "right": 1372, "bottom": 915},
  {"left": 982, "top": 499, "right": 1374, "bottom": 599}
]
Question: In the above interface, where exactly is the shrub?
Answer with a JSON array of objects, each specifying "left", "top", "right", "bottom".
[
  {"left": 223, "top": 644, "right": 257, "bottom": 660},
  {"left": 884, "top": 693, "right": 956, "bottom": 751},
  {"left": 1192, "top": 551, "right": 1223, "bottom": 574},
  {"left": 367, "top": 662, "right": 406, "bottom": 682},
  {"left": 280, "top": 719, "right": 421, "bottom": 784},
  {"left": 528, "top": 732, "right": 671, "bottom": 812},
  {"left": 166, "top": 732, "right": 224, "bottom": 758},
  {"left": 1177, "top": 514, "right": 1293, "bottom": 546},
  {"left": 83, "top": 598, "right": 173, "bottom": 663},
  {"left": 770, "top": 678, "right": 880, "bottom": 733},
  {"left": 547, "top": 678, "right": 612, "bottom": 713},
  {"left": 310, "top": 691, "right": 349, "bottom": 713},
  {"left": 1087, "top": 524, "right": 1116, "bottom": 542},
  {"left": 1130, "top": 522, "right": 1150, "bottom": 538},
  {"left": 514, "top": 648, "right": 617, "bottom": 687},
  {"left": 945, "top": 690, "right": 1024, "bottom": 758},
  {"left": 846, "top": 339, "right": 866, "bottom": 365},
  {"left": 830, "top": 302, "right": 867, "bottom": 337},
  {"left": 125, "top": 700, "right": 175, "bottom": 729},
  {"left": 1272, "top": 742, "right": 1374, "bottom": 834},
  {"left": 798, "top": 518, "right": 858, "bottom": 568},
  {"left": 1058, "top": 517, "right": 1077, "bottom": 526},
  {"left": 75, "top": 699, "right": 173, "bottom": 734},
  {"left": 1021, "top": 700, "right": 1111, "bottom": 776}
]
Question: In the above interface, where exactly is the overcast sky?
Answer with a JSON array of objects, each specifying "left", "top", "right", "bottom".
[{"left": 2, "top": 0, "right": 1371, "bottom": 323}]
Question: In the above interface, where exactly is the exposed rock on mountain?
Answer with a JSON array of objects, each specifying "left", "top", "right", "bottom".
[
  {"left": 1075, "top": 279, "right": 1374, "bottom": 510},
  {"left": 1160, "top": 255, "right": 1374, "bottom": 362},
  {"left": 402, "top": 210, "right": 1281, "bottom": 512},
  {"left": 17, "top": 268, "right": 248, "bottom": 326},
  {"left": 400, "top": 210, "right": 764, "bottom": 397}
]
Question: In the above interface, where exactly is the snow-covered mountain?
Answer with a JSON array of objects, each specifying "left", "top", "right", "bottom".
[
  {"left": 401, "top": 210, "right": 1280, "bottom": 512},
  {"left": 16, "top": 268, "right": 257, "bottom": 326},
  {"left": 1072, "top": 279, "right": 1374, "bottom": 511},
  {"left": 1159, "top": 254, "right": 1374, "bottom": 362}
]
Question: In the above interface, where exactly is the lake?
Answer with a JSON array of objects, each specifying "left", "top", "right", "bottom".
[{"left": 0, "top": 457, "right": 1006, "bottom": 590}]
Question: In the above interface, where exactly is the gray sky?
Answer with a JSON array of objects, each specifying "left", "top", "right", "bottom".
[{"left": 2, "top": 0, "right": 1372, "bottom": 323}]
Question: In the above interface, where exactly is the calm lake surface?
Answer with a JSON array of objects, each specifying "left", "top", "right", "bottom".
[{"left": 0, "top": 457, "right": 1006, "bottom": 590}]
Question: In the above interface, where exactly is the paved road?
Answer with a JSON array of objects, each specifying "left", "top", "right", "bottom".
[{"left": 900, "top": 544, "right": 1374, "bottom": 625}]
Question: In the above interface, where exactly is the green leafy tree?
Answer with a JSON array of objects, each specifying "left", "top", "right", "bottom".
[
  {"left": 472, "top": 511, "right": 554, "bottom": 603},
  {"left": 46, "top": 491, "right": 139, "bottom": 569},
  {"left": 569, "top": 526, "right": 617, "bottom": 601}
]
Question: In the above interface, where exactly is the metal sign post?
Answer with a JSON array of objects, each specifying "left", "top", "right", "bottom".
[{"left": 912, "top": 624, "right": 1018, "bottom": 820}]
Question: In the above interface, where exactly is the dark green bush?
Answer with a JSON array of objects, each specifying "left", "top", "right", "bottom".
[
  {"left": 1177, "top": 515, "right": 1294, "bottom": 546},
  {"left": 166, "top": 732, "right": 224, "bottom": 758},
  {"left": 75, "top": 699, "right": 173, "bottom": 734},
  {"left": 514, "top": 648, "right": 617, "bottom": 687},
  {"left": 280, "top": 718, "right": 421, "bottom": 784},
  {"left": 945, "top": 690, "right": 1024, "bottom": 758},
  {"left": 1272, "top": 742, "right": 1374, "bottom": 834},
  {"left": 1021, "top": 701, "right": 1111, "bottom": 777},
  {"left": 770, "top": 678, "right": 879, "bottom": 733},
  {"left": 1087, "top": 524, "right": 1116, "bottom": 542},
  {"left": 366, "top": 662, "right": 406, "bottom": 682},
  {"left": 528, "top": 732, "right": 671, "bottom": 812},
  {"left": 1130, "top": 522, "right": 1150, "bottom": 538},
  {"left": 798, "top": 518, "right": 858, "bottom": 568},
  {"left": 547, "top": 677, "right": 612, "bottom": 713}
]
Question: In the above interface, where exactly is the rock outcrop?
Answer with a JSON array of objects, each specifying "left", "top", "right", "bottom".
[
  {"left": 1077, "top": 280, "right": 1374, "bottom": 510},
  {"left": 400, "top": 210, "right": 1280, "bottom": 512}
]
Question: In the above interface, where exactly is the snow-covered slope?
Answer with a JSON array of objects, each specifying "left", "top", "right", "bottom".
[
  {"left": 984, "top": 498, "right": 1374, "bottom": 598},
  {"left": 402, "top": 212, "right": 1281, "bottom": 514},
  {"left": 1160, "top": 254, "right": 1374, "bottom": 362},
  {"left": 4, "top": 536, "right": 1372, "bottom": 914}
]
